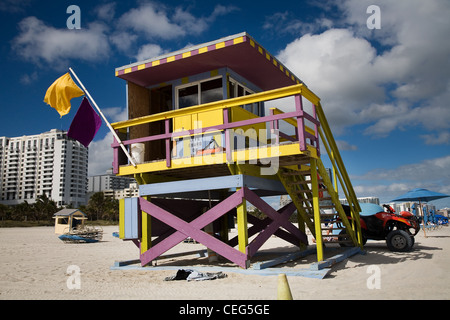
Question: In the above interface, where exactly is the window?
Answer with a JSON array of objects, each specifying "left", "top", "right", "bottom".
[
  {"left": 176, "top": 77, "right": 223, "bottom": 109},
  {"left": 178, "top": 84, "right": 198, "bottom": 108},
  {"left": 228, "top": 78, "right": 262, "bottom": 116},
  {"left": 201, "top": 78, "right": 222, "bottom": 104}
]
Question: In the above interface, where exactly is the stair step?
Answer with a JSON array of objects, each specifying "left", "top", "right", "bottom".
[
  {"left": 319, "top": 205, "right": 335, "bottom": 209},
  {"left": 294, "top": 189, "right": 328, "bottom": 195},
  {"left": 282, "top": 170, "right": 311, "bottom": 176},
  {"left": 288, "top": 179, "right": 324, "bottom": 186}
]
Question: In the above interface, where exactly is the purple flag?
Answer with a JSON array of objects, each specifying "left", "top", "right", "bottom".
[{"left": 68, "top": 97, "right": 102, "bottom": 147}]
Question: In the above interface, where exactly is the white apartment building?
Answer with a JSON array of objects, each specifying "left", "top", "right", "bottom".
[
  {"left": 88, "top": 169, "right": 135, "bottom": 193},
  {"left": 340, "top": 197, "right": 380, "bottom": 205},
  {"left": 0, "top": 129, "right": 88, "bottom": 207}
]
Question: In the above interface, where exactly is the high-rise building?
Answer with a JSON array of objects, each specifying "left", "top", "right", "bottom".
[
  {"left": 0, "top": 129, "right": 88, "bottom": 207},
  {"left": 87, "top": 169, "right": 135, "bottom": 193}
]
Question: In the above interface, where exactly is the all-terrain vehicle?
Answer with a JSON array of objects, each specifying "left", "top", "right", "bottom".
[{"left": 338, "top": 203, "right": 420, "bottom": 252}]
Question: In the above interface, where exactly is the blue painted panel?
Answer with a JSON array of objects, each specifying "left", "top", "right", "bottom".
[
  {"left": 140, "top": 175, "right": 243, "bottom": 196},
  {"left": 139, "top": 174, "right": 285, "bottom": 196},
  {"left": 124, "top": 197, "right": 139, "bottom": 239}
]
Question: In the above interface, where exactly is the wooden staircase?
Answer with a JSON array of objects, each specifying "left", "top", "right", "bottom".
[{"left": 277, "top": 155, "right": 362, "bottom": 261}]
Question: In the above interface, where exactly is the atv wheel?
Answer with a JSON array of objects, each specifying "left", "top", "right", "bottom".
[
  {"left": 386, "top": 230, "right": 413, "bottom": 252},
  {"left": 338, "top": 229, "right": 352, "bottom": 247}
]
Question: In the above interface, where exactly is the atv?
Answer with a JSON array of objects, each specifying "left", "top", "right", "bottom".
[{"left": 338, "top": 203, "right": 420, "bottom": 252}]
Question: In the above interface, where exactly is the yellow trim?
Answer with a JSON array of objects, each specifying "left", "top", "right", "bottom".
[
  {"left": 233, "top": 36, "right": 244, "bottom": 44},
  {"left": 182, "top": 51, "right": 191, "bottom": 58},
  {"left": 199, "top": 46, "right": 208, "bottom": 54},
  {"left": 124, "top": 68, "right": 132, "bottom": 74},
  {"left": 119, "top": 199, "right": 125, "bottom": 239},
  {"left": 137, "top": 64, "right": 146, "bottom": 71},
  {"left": 216, "top": 42, "right": 225, "bottom": 49},
  {"left": 115, "top": 143, "right": 315, "bottom": 176},
  {"left": 152, "top": 60, "right": 160, "bottom": 67}
]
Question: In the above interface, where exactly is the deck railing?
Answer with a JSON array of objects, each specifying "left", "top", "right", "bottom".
[{"left": 110, "top": 84, "right": 321, "bottom": 173}]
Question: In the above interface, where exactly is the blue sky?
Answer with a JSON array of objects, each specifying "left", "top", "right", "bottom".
[{"left": 1, "top": 0, "right": 449, "bottom": 208}]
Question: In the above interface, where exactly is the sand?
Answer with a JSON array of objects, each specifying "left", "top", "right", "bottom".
[{"left": 0, "top": 225, "right": 449, "bottom": 300}]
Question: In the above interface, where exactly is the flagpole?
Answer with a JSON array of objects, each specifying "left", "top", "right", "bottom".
[{"left": 68, "top": 68, "right": 137, "bottom": 168}]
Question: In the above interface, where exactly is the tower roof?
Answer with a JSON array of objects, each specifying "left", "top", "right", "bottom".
[{"left": 115, "top": 32, "right": 303, "bottom": 90}]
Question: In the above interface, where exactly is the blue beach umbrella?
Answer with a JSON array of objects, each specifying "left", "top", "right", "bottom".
[
  {"left": 391, "top": 188, "right": 450, "bottom": 203},
  {"left": 391, "top": 188, "right": 450, "bottom": 237}
]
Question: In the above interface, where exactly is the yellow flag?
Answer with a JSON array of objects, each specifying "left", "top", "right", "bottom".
[{"left": 44, "top": 72, "right": 84, "bottom": 117}]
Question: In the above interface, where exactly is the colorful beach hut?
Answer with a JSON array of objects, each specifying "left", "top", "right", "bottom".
[{"left": 111, "top": 32, "right": 363, "bottom": 268}]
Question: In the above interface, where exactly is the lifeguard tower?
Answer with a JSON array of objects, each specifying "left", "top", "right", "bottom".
[{"left": 111, "top": 32, "right": 363, "bottom": 269}]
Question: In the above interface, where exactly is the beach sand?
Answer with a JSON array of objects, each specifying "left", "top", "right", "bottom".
[{"left": 0, "top": 225, "right": 449, "bottom": 300}]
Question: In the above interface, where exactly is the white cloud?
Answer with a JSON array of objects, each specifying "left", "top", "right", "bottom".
[
  {"left": 118, "top": 2, "right": 185, "bottom": 39},
  {"left": 103, "top": 107, "right": 128, "bottom": 123},
  {"left": 0, "top": 0, "right": 31, "bottom": 13},
  {"left": 110, "top": 31, "right": 138, "bottom": 54},
  {"left": 88, "top": 131, "right": 114, "bottom": 176},
  {"left": 276, "top": 0, "right": 450, "bottom": 138},
  {"left": 277, "top": 28, "right": 382, "bottom": 134},
  {"left": 95, "top": 2, "right": 116, "bottom": 22},
  {"left": 351, "top": 155, "right": 450, "bottom": 202},
  {"left": 135, "top": 44, "right": 165, "bottom": 62},
  {"left": 336, "top": 140, "right": 358, "bottom": 151},
  {"left": 117, "top": 2, "right": 238, "bottom": 40},
  {"left": 355, "top": 155, "right": 450, "bottom": 183},
  {"left": 12, "top": 17, "right": 110, "bottom": 69},
  {"left": 421, "top": 132, "right": 450, "bottom": 146}
]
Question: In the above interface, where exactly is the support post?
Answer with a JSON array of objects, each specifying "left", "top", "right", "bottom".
[
  {"left": 297, "top": 210, "right": 307, "bottom": 251},
  {"left": 140, "top": 200, "right": 152, "bottom": 256},
  {"left": 236, "top": 188, "right": 248, "bottom": 255},
  {"left": 310, "top": 158, "right": 324, "bottom": 261}
]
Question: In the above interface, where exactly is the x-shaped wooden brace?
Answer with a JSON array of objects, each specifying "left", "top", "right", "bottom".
[
  {"left": 139, "top": 189, "right": 249, "bottom": 268},
  {"left": 241, "top": 188, "right": 308, "bottom": 257}
]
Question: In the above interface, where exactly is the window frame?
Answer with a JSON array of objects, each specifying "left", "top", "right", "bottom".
[{"left": 174, "top": 75, "right": 223, "bottom": 109}]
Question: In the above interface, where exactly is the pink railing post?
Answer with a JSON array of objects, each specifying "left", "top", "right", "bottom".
[
  {"left": 295, "top": 95, "right": 307, "bottom": 151},
  {"left": 165, "top": 119, "right": 171, "bottom": 168},
  {"left": 269, "top": 109, "right": 280, "bottom": 145},
  {"left": 223, "top": 108, "right": 232, "bottom": 163}
]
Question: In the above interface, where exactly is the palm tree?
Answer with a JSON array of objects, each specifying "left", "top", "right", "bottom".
[
  {"left": 0, "top": 203, "right": 11, "bottom": 221},
  {"left": 11, "top": 201, "right": 32, "bottom": 221},
  {"left": 33, "top": 194, "right": 58, "bottom": 221},
  {"left": 87, "top": 192, "right": 106, "bottom": 221}
]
